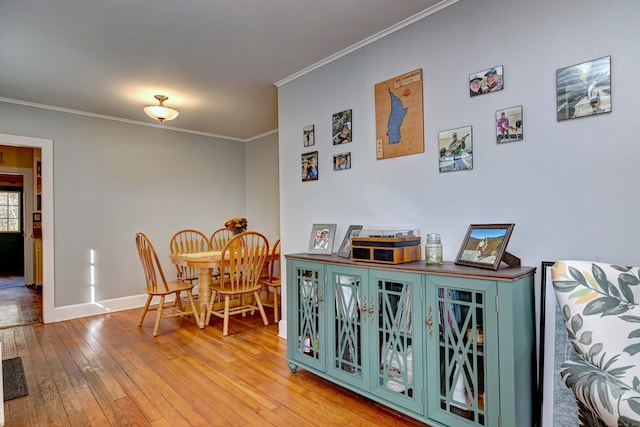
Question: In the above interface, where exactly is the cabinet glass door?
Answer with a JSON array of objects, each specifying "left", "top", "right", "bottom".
[
  {"left": 290, "top": 263, "right": 325, "bottom": 371},
  {"left": 371, "top": 270, "right": 423, "bottom": 414},
  {"left": 326, "top": 266, "right": 368, "bottom": 388},
  {"left": 426, "top": 277, "right": 497, "bottom": 427}
]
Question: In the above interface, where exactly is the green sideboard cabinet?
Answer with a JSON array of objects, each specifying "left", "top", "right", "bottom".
[{"left": 286, "top": 253, "right": 536, "bottom": 427}]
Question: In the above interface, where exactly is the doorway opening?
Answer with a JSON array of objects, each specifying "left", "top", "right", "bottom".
[{"left": 0, "top": 134, "right": 54, "bottom": 324}]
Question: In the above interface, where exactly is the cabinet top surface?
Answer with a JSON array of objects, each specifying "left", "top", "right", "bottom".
[{"left": 285, "top": 252, "right": 535, "bottom": 281}]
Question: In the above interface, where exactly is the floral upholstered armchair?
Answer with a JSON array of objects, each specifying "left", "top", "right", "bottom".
[{"left": 552, "top": 260, "right": 640, "bottom": 426}]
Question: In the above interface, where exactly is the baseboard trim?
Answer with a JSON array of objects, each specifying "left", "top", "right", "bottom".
[{"left": 49, "top": 293, "right": 150, "bottom": 323}]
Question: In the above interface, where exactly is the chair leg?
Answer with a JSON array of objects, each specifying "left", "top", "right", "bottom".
[
  {"left": 273, "top": 288, "right": 279, "bottom": 323},
  {"left": 223, "top": 295, "right": 231, "bottom": 336},
  {"left": 153, "top": 296, "right": 165, "bottom": 337},
  {"left": 205, "top": 290, "right": 217, "bottom": 325},
  {"left": 174, "top": 291, "right": 185, "bottom": 312},
  {"left": 186, "top": 290, "right": 200, "bottom": 326},
  {"left": 138, "top": 295, "right": 153, "bottom": 327},
  {"left": 254, "top": 291, "right": 269, "bottom": 326}
]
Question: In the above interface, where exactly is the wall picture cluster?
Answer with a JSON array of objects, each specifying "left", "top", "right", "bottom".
[{"left": 299, "top": 55, "right": 611, "bottom": 181}]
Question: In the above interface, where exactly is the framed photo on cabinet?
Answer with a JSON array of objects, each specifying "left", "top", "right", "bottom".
[
  {"left": 307, "top": 224, "right": 337, "bottom": 255},
  {"left": 336, "top": 225, "right": 363, "bottom": 258},
  {"left": 455, "top": 223, "right": 515, "bottom": 270}
]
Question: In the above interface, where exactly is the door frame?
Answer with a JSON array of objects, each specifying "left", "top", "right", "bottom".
[{"left": 0, "top": 134, "right": 54, "bottom": 323}]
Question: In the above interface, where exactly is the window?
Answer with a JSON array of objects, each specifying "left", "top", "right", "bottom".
[{"left": 0, "top": 191, "right": 20, "bottom": 232}]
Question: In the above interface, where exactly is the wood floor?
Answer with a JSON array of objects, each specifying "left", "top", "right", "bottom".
[
  {"left": 1, "top": 305, "right": 428, "bottom": 426},
  {"left": 0, "top": 277, "right": 42, "bottom": 329}
]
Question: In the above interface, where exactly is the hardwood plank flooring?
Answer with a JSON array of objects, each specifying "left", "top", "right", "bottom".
[{"left": 2, "top": 307, "right": 428, "bottom": 426}]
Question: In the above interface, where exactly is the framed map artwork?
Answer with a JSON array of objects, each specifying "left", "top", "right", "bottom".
[{"left": 374, "top": 68, "right": 424, "bottom": 160}]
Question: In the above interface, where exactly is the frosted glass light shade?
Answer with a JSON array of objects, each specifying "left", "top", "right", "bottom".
[
  {"left": 143, "top": 105, "right": 179, "bottom": 122},
  {"left": 144, "top": 95, "right": 179, "bottom": 122}
]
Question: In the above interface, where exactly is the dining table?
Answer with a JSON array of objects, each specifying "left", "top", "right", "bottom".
[{"left": 170, "top": 247, "right": 279, "bottom": 328}]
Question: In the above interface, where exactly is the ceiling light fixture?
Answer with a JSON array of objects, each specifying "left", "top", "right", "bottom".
[{"left": 143, "top": 94, "right": 179, "bottom": 122}]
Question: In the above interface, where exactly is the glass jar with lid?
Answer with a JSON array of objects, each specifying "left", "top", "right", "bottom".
[{"left": 425, "top": 233, "right": 443, "bottom": 265}]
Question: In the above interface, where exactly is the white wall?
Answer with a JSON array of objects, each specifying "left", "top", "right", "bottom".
[
  {"left": 277, "top": 0, "right": 640, "bottom": 328},
  {"left": 0, "top": 100, "right": 280, "bottom": 321},
  {"left": 246, "top": 132, "right": 280, "bottom": 244}
]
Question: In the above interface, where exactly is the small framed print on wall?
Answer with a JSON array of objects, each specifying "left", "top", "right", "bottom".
[
  {"left": 496, "top": 105, "right": 523, "bottom": 143},
  {"left": 439, "top": 125, "right": 472, "bottom": 173},
  {"left": 301, "top": 151, "right": 318, "bottom": 182},
  {"left": 469, "top": 65, "right": 503, "bottom": 96},
  {"left": 556, "top": 55, "right": 611, "bottom": 121},
  {"left": 333, "top": 152, "right": 351, "bottom": 171},
  {"left": 332, "top": 109, "right": 352, "bottom": 145},
  {"left": 303, "top": 124, "right": 315, "bottom": 147}
]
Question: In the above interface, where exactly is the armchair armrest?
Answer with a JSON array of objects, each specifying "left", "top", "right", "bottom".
[{"left": 560, "top": 358, "right": 640, "bottom": 425}]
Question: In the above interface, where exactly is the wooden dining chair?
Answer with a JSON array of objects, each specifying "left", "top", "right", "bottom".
[
  {"left": 169, "top": 229, "right": 211, "bottom": 283},
  {"left": 205, "top": 231, "right": 270, "bottom": 336},
  {"left": 209, "top": 227, "right": 235, "bottom": 250},
  {"left": 259, "top": 238, "right": 281, "bottom": 323},
  {"left": 136, "top": 232, "right": 200, "bottom": 337}
]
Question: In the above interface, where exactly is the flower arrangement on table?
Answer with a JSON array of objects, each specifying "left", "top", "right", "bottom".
[{"left": 224, "top": 217, "right": 248, "bottom": 234}]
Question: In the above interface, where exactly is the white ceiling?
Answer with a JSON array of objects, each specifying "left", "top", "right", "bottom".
[{"left": 0, "top": 0, "right": 452, "bottom": 141}]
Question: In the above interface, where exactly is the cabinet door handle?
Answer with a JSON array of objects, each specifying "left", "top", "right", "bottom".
[
  {"left": 360, "top": 299, "right": 368, "bottom": 322},
  {"left": 369, "top": 297, "right": 375, "bottom": 325},
  {"left": 426, "top": 306, "right": 433, "bottom": 339}
]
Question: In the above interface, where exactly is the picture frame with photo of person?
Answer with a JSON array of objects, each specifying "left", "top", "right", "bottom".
[
  {"left": 307, "top": 224, "right": 337, "bottom": 255},
  {"left": 333, "top": 152, "right": 351, "bottom": 171},
  {"left": 455, "top": 223, "right": 516, "bottom": 270},
  {"left": 438, "top": 125, "right": 473, "bottom": 173},
  {"left": 496, "top": 105, "right": 523, "bottom": 143},
  {"left": 556, "top": 55, "right": 611, "bottom": 121},
  {"left": 336, "top": 225, "right": 363, "bottom": 258},
  {"left": 332, "top": 109, "right": 352, "bottom": 145},
  {"left": 303, "top": 124, "right": 315, "bottom": 147},
  {"left": 469, "top": 65, "right": 503, "bottom": 97},
  {"left": 301, "top": 151, "right": 318, "bottom": 182}
]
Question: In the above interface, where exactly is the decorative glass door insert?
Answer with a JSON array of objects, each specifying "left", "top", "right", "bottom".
[
  {"left": 295, "top": 267, "right": 323, "bottom": 364},
  {"left": 436, "top": 287, "right": 486, "bottom": 424}
]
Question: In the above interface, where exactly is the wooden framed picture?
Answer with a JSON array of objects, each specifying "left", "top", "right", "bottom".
[
  {"left": 496, "top": 105, "right": 523, "bottom": 143},
  {"left": 333, "top": 152, "right": 351, "bottom": 171},
  {"left": 455, "top": 223, "right": 515, "bottom": 270},
  {"left": 556, "top": 55, "right": 611, "bottom": 121},
  {"left": 303, "top": 124, "right": 315, "bottom": 147},
  {"left": 336, "top": 225, "right": 363, "bottom": 258},
  {"left": 307, "top": 224, "right": 337, "bottom": 255},
  {"left": 469, "top": 65, "right": 503, "bottom": 96},
  {"left": 374, "top": 68, "right": 424, "bottom": 160},
  {"left": 439, "top": 125, "right": 473, "bottom": 173},
  {"left": 301, "top": 151, "right": 318, "bottom": 182},
  {"left": 332, "top": 109, "right": 352, "bottom": 145}
]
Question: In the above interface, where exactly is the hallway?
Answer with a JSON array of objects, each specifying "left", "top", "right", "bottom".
[{"left": 0, "top": 275, "right": 42, "bottom": 328}]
